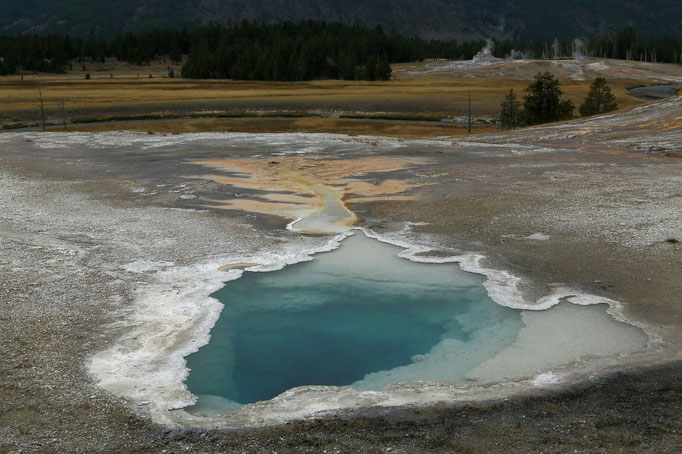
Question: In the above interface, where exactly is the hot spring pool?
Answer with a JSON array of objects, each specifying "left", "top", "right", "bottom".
[
  {"left": 184, "top": 230, "right": 648, "bottom": 414},
  {"left": 184, "top": 231, "right": 525, "bottom": 409}
]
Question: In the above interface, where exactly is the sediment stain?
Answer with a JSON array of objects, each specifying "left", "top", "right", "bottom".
[{"left": 190, "top": 155, "right": 432, "bottom": 233}]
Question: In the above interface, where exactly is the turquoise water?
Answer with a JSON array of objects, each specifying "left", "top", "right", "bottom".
[{"left": 185, "top": 231, "right": 524, "bottom": 410}]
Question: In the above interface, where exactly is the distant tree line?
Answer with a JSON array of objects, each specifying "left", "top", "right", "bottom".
[
  {"left": 1, "top": 22, "right": 681, "bottom": 79},
  {"left": 482, "top": 27, "right": 682, "bottom": 64},
  {"left": 0, "top": 28, "right": 191, "bottom": 75},
  {"left": 491, "top": 31, "right": 682, "bottom": 63},
  {"left": 179, "top": 22, "right": 416, "bottom": 81},
  {"left": 586, "top": 27, "right": 682, "bottom": 63},
  {"left": 0, "top": 21, "right": 474, "bottom": 79}
]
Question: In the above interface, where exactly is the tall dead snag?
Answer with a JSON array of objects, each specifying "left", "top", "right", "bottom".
[
  {"left": 38, "top": 88, "right": 46, "bottom": 131},
  {"left": 466, "top": 91, "right": 472, "bottom": 134},
  {"left": 60, "top": 99, "right": 68, "bottom": 130}
]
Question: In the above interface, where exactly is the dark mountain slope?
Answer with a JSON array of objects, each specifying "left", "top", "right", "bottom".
[{"left": 1, "top": 0, "right": 680, "bottom": 40}]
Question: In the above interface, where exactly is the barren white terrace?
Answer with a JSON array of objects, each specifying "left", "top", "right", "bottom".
[
  {"left": 88, "top": 221, "right": 655, "bottom": 428},
  {"left": 32, "top": 132, "right": 651, "bottom": 428}
]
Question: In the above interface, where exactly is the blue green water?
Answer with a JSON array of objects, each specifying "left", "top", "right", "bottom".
[{"left": 185, "top": 231, "right": 524, "bottom": 410}]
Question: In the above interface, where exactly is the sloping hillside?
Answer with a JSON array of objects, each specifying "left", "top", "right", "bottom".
[{"left": 1, "top": 0, "right": 681, "bottom": 40}]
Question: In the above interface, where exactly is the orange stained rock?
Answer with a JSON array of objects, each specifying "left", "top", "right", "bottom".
[{"left": 189, "top": 155, "right": 433, "bottom": 229}]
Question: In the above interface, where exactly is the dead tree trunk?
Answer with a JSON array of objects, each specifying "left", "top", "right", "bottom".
[
  {"left": 38, "top": 88, "right": 46, "bottom": 131},
  {"left": 466, "top": 91, "right": 472, "bottom": 134},
  {"left": 60, "top": 99, "right": 68, "bottom": 131}
]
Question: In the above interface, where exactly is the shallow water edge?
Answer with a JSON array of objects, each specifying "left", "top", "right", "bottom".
[{"left": 88, "top": 223, "right": 661, "bottom": 429}]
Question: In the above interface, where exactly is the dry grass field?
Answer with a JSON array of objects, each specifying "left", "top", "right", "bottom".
[{"left": 1, "top": 57, "right": 679, "bottom": 137}]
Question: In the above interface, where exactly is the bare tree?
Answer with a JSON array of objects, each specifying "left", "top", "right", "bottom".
[
  {"left": 38, "top": 88, "right": 46, "bottom": 131},
  {"left": 466, "top": 91, "right": 472, "bottom": 134},
  {"left": 499, "top": 88, "right": 523, "bottom": 129},
  {"left": 60, "top": 99, "right": 68, "bottom": 131}
]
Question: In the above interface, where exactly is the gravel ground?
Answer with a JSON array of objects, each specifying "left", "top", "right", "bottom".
[{"left": 1, "top": 97, "right": 681, "bottom": 452}]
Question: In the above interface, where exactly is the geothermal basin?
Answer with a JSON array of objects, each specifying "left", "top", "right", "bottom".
[
  {"left": 14, "top": 129, "right": 671, "bottom": 429},
  {"left": 183, "top": 229, "right": 649, "bottom": 419}
]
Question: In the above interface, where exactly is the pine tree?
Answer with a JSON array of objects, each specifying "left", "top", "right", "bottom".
[
  {"left": 342, "top": 53, "right": 358, "bottom": 80},
  {"left": 375, "top": 56, "right": 392, "bottom": 80},
  {"left": 579, "top": 77, "right": 618, "bottom": 117},
  {"left": 523, "top": 71, "right": 574, "bottom": 125},
  {"left": 169, "top": 44, "right": 182, "bottom": 63},
  {"left": 499, "top": 88, "right": 523, "bottom": 129},
  {"left": 365, "top": 55, "right": 377, "bottom": 81}
]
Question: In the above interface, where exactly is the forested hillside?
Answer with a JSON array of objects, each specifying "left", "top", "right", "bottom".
[{"left": 1, "top": 0, "right": 681, "bottom": 41}]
